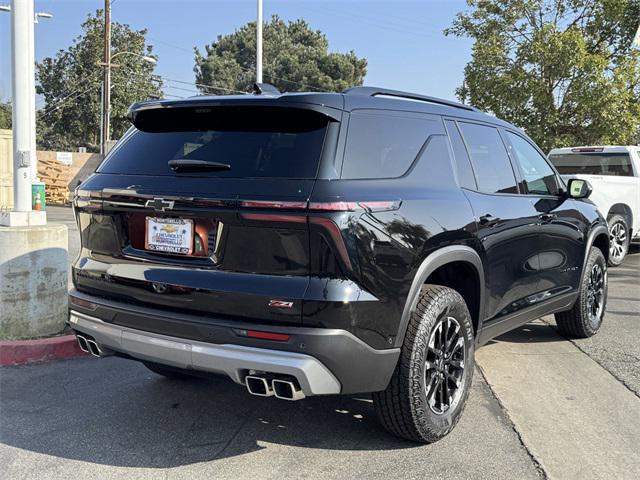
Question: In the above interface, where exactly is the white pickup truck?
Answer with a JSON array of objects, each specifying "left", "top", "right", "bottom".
[{"left": 548, "top": 146, "right": 640, "bottom": 266}]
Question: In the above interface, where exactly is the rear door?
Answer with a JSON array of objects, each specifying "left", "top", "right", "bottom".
[
  {"left": 450, "top": 120, "right": 543, "bottom": 319},
  {"left": 73, "top": 105, "right": 336, "bottom": 326}
]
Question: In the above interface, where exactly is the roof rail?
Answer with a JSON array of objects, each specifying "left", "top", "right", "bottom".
[{"left": 343, "top": 86, "right": 477, "bottom": 112}]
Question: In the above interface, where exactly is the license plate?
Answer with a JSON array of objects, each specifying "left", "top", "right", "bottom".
[{"left": 145, "top": 217, "right": 194, "bottom": 255}]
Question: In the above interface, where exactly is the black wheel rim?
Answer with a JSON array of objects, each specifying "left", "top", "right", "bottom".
[
  {"left": 609, "top": 222, "right": 627, "bottom": 263},
  {"left": 586, "top": 263, "right": 605, "bottom": 326},
  {"left": 424, "top": 314, "right": 465, "bottom": 415}
]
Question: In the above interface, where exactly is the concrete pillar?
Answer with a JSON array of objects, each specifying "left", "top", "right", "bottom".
[{"left": 0, "top": 224, "right": 68, "bottom": 339}]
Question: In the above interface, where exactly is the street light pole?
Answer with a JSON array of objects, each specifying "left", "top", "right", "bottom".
[
  {"left": 101, "top": 0, "right": 111, "bottom": 155},
  {"left": 9, "top": 0, "right": 33, "bottom": 212},
  {"left": 256, "top": 0, "right": 263, "bottom": 83}
]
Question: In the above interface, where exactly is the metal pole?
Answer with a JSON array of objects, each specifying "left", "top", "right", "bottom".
[
  {"left": 99, "top": 81, "right": 104, "bottom": 155},
  {"left": 256, "top": 0, "right": 263, "bottom": 83},
  {"left": 101, "top": 0, "right": 111, "bottom": 155},
  {"left": 10, "top": 0, "right": 33, "bottom": 212},
  {"left": 27, "top": 0, "right": 37, "bottom": 182}
]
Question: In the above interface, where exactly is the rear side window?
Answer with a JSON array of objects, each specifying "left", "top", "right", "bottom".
[
  {"left": 549, "top": 152, "right": 634, "bottom": 177},
  {"left": 444, "top": 120, "right": 477, "bottom": 190},
  {"left": 341, "top": 111, "right": 435, "bottom": 179},
  {"left": 98, "top": 107, "right": 329, "bottom": 178},
  {"left": 458, "top": 122, "right": 518, "bottom": 194}
]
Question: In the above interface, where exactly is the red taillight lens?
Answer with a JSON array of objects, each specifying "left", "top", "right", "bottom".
[
  {"left": 69, "top": 295, "right": 97, "bottom": 311},
  {"left": 308, "top": 200, "right": 400, "bottom": 212}
]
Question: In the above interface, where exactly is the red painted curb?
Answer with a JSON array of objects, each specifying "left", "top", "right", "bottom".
[{"left": 0, "top": 335, "right": 87, "bottom": 366}]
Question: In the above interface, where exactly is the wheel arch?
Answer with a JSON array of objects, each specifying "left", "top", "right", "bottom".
[
  {"left": 395, "top": 245, "right": 485, "bottom": 348},
  {"left": 585, "top": 224, "right": 609, "bottom": 267},
  {"left": 607, "top": 203, "right": 633, "bottom": 233}
]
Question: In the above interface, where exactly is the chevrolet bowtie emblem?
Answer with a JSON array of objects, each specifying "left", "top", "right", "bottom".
[{"left": 145, "top": 198, "right": 175, "bottom": 212}]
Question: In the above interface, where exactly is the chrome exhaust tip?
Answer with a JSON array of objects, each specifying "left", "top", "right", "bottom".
[
  {"left": 85, "top": 339, "right": 102, "bottom": 358},
  {"left": 76, "top": 335, "right": 90, "bottom": 354},
  {"left": 245, "top": 375, "right": 275, "bottom": 397},
  {"left": 273, "top": 379, "right": 305, "bottom": 401}
]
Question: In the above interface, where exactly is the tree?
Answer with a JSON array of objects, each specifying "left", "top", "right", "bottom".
[
  {"left": 36, "top": 10, "right": 161, "bottom": 152},
  {"left": 0, "top": 101, "right": 10, "bottom": 129},
  {"left": 446, "top": 0, "right": 640, "bottom": 151},
  {"left": 194, "top": 16, "right": 367, "bottom": 94}
]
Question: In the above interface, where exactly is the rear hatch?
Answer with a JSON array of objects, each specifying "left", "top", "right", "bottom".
[{"left": 73, "top": 103, "right": 339, "bottom": 326}]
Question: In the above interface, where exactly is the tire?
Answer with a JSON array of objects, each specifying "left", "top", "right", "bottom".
[
  {"left": 607, "top": 214, "right": 629, "bottom": 267},
  {"left": 143, "top": 362, "right": 197, "bottom": 380},
  {"left": 554, "top": 247, "right": 607, "bottom": 338},
  {"left": 373, "top": 285, "right": 475, "bottom": 443}
]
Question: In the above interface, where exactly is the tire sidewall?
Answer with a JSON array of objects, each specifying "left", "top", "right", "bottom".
[
  {"left": 578, "top": 248, "right": 608, "bottom": 335},
  {"left": 409, "top": 289, "right": 475, "bottom": 440},
  {"left": 608, "top": 215, "right": 629, "bottom": 267}
]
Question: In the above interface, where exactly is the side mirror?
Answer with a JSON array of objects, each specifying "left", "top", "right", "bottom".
[{"left": 567, "top": 178, "right": 592, "bottom": 199}]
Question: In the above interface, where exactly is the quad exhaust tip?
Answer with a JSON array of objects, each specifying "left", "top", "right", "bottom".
[
  {"left": 272, "top": 379, "right": 305, "bottom": 401},
  {"left": 245, "top": 374, "right": 306, "bottom": 400},
  {"left": 76, "top": 334, "right": 103, "bottom": 358},
  {"left": 245, "top": 375, "right": 275, "bottom": 397}
]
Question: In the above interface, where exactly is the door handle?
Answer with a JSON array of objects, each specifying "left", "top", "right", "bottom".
[
  {"left": 539, "top": 213, "right": 557, "bottom": 223},
  {"left": 479, "top": 214, "right": 500, "bottom": 226}
]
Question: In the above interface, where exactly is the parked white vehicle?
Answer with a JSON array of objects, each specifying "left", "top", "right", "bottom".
[{"left": 548, "top": 146, "right": 640, "bottom": 266}]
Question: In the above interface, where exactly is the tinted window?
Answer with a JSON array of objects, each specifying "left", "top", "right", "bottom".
[
  {"left": 506, "top": 132, "right": 559, "bottom": 196},
  {"left": 444, "top": 120, "right": 476, "bottom": 189},
  {"left": 549, "top": 153, "right": 634, "bottom": 177},
  {"left": 341, "top": 111, "right": 434, "bottom": 179},
  {"left": 98, "top": 107, "right": 328, "bottom": 178},
  {"left": 458, "top": 122, "right": 518, "bottom": 194}
]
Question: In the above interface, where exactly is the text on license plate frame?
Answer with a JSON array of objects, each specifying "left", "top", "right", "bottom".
[{"left": 145, "top": 217, "right": 194, "bottom": 255}]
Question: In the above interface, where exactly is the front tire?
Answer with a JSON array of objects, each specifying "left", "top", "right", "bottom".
[
  {"left": 554, "top": 247, "right": 607, "bottom": 338},
  {"left": 607, "top": 214, "right": 629, "bottom": 267},
  {"left": 373, "top": 285, "right": 475, "bottom": 443}
]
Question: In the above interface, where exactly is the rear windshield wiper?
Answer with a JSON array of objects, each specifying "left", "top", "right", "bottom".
[{"left": 168, "top": 159, "right": 231, "bottom": 172}]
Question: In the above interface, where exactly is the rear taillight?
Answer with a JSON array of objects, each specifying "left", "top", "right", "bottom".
[{"left": 238, "top": 199, "right": 401, "bottom": 212}]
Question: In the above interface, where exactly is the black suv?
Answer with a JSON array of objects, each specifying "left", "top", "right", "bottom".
[{"left": 69, "top": 85, "right": 609, "bottom": 443}]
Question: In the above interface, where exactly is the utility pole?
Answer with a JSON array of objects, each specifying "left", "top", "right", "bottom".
[
  {"left": 256, "top": 0, "right": 263, "bottom": 83},
  {"left": 101, "top": 0, "right": 111, "bottom": 155},
  {"left": 8, "top": 0, "right": 33, "bottom": 213}
]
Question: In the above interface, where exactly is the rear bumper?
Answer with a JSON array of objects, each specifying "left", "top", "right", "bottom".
[{"left": 68, "top": 289, "right": 400, "bottom": 395}]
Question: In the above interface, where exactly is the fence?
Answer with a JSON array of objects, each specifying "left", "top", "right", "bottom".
[{"left": 0, "top": 129, "right": 103, "bottom": 208}]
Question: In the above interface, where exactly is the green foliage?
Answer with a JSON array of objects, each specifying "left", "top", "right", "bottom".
[
  {"left": 194, "top": 15, "right": 367, "bottom": 94},
  {"left": 446, "top": 0, "right": 640, "bottom": 151},
  {"left": 0, "top": 101, "right": 10, "bottom": 129},
  {"left": 36, "top": 10, "right": 161, "bottom": 152}
]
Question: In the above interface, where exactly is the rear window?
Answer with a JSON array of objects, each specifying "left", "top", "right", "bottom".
[
  {"left": 341, "top": 110, "right": 437, "bottom": 179},
  {"left": 98, "top": 107, "right": 329, "bottom": 178},
  {"left": 549, "top": 153, "right": 634, "bottom": 177}
]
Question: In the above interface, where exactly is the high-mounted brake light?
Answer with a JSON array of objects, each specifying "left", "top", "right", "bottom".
[{"left": 571, "top": 148, "right": 604, "bottom": 153}]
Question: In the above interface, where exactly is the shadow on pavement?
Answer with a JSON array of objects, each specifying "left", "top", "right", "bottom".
[{"left": 0, "top": 357, "right": 418, "bottom": 468}]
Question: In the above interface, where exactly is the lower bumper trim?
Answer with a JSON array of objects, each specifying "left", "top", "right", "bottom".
[{"left": 69, "top": 310, "right": 341, "bottom": 396}]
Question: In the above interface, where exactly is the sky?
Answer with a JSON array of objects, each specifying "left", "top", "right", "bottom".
[{"left": 0, "top": 0, "right": 474, "bottom": 104}]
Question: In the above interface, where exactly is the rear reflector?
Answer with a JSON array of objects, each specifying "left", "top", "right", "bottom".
[{"left": 246, "top": 330, "right": 291, "bottom": 342}]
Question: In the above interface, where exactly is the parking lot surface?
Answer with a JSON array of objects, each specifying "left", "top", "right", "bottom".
[{"left": 1, "top": 206, "right": 638, "bottom": 479}]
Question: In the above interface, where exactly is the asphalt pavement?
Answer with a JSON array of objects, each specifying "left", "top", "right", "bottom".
[{"left": 0, "top": 206, "right": 638, "bottom": 479}]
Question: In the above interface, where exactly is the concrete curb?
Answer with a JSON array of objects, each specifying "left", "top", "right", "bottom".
[{"left": 0, "top": 334, "right": 86, "bottom": 366}]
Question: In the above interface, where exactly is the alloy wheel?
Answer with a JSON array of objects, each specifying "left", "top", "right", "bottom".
[
  {"left": 609, "top": 222, "right": 627, "bottom": 263},
  {"left": 424, "top": 314, "right": 466, "bottom": 415},
  {"left": 586, "top": 263, "right": 605, "bottom": 327}
]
